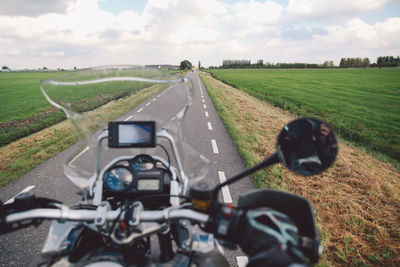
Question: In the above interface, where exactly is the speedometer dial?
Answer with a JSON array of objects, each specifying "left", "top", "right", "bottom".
[
  {"left": 104, "top": 167, "right": 133, "bottom": 192},
  {"left": 130, "top": 154, "right": 155, "bottom": 171}
]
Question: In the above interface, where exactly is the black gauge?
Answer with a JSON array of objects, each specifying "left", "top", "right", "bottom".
[
  {"left": 130, "top": 154, "right": 155, "bottom": 171},
  {"left": 104, "top": 167, "right": 133, "bottom": 192}
]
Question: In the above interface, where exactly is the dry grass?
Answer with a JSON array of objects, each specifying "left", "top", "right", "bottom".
[
  {"left": 0, "top": 85, "right": 165, "bottom": 187},
  {"left": 200, "top": 72, "right": 400, "bottom": 266}
]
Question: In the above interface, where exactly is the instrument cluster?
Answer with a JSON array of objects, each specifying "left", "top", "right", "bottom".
[{"left": 103, "top": 154, "right": 170, "bottom": 195}]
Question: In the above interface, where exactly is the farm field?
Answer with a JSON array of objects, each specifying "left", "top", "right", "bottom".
[
  {"left": 0, "top": 71, "right": 151, "bottom": 147},
  {"left": 0, "top": 72, "right": 61, "bottom": 122},
  {"left": 207, "top": 68, "right": 400, "bottom": 163}
]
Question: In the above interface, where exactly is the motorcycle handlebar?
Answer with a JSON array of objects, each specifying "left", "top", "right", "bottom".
[
  {"left": 4, "top": 207, "right": 210, "bottom": 224},
  {"left": 2, "top": 203, "right": 314, "bottom": 265}
]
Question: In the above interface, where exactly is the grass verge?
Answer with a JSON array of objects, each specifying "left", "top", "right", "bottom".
[
  {"left": 0, "top": 85, "right": 165, "bottom": 187},
  {"left": 200, "top": 72, "right": 400, "bottom": 266}
]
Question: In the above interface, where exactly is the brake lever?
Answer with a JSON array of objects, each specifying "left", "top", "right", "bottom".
[
  {"left": 0, "top": 192, "right": 62, "bottom": 234},
  {"left": 2, "top": 191, "right": 61, "bottom": 212}
]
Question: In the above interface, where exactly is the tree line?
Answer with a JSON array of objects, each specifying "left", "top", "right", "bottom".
[
  {"left": 339, "top": 56, "right": 400, "bottom": 68},
  {"left": 339, "top": 57, "right": 370, "bottom": 68},
  {"left": 223, "top": 60, "right": 251, "bottom": 68},
  {"left": 209, "top": 55, "right": 399, "bottom": 69},
  {"left": 212, "top": 60, "right": 327, "bottom": 69},
  {"left": 376, "top": 56, "right": 400, "bottom": 67}
]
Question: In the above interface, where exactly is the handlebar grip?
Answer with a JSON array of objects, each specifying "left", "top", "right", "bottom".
[{"left": 207, "top": 205, "right": 309, "bottom": 266}]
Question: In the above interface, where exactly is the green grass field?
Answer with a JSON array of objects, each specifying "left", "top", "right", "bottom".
[
  {"left": 0, "top": 72, "right": 60, "bottom": 122},
  {"left": 0, "top": 71, "right": 151, "bottom": 146},
  {"left": 207, "top": 68, "right": 400, "bottom": 162},
  {"left": 0, "top": 72, "right": 65, "bottom": 147}
]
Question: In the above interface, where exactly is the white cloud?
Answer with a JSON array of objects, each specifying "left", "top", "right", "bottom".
[
  {"left": 41, "top": 51, "right": 65, "bottom": 57},
  {"left": 231, "top": 0, "right": 283, "bottom": 25},
  {"left": 323, "top": 18, "right": 400, "bottom": 49},
  {"left": 0, "top": 0, "right": 76, "bottom": 17},
  {"left": 286, "top": 17, "right": 400, "bottom": 63},
  {"left": 286, "top": 0, "right": 392, "bottom": 19},
  {"left": 0, "top": 0, "right": 399, "bottom": 68}
]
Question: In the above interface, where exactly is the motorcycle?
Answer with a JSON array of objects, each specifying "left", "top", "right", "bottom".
[{"left": 0, "top": 66, "right": 338, "bottom": 266}]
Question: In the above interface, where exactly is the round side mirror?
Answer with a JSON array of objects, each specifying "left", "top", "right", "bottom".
[{"left": 277, "top": 118, "right": 338, "bottom": 176}]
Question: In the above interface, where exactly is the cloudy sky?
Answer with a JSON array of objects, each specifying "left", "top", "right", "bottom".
[{"left": 0, "top": 0, "right": 399, "bottom": 69}]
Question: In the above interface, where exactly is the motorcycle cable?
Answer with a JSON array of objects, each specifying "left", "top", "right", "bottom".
[
  {"left": 107, "top": 200, "right": 130, "bottom": 246},
  {"left": 105, "top": 195, "right": 191, "bottom": 246},
  {"left": 157, "top": 143, "right": 171, "bottom": 171}
]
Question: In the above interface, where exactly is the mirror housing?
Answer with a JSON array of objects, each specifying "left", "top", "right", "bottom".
[{"left": 277, "top": 118, "right": 338, "bottom": 176}]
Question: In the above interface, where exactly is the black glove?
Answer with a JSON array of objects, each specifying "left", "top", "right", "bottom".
[{"left": 238, "top": 208, "right": 307, "bottom": 267}]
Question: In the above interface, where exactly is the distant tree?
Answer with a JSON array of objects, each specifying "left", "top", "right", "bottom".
[
  {"left": 42, "top": 67, "right": 48, "bottom": 70},
  {"left": 362, "top": 58, "right": 370, "bottom": 67},
  {"left": 323, "top": 60, "right": 334, "bottom": 68},
  {"left": 180, "top": 60, "right": 192, "bottom": 70},
  {"left": 2, "top": 66, "right": 9, "bottom": 70},
  {"left": 275, "top": 63, "right": 319, "bottom": 68},
  {"left": 252, "top": 59, "right": 263, "bottom": 68},
  {"left": 222, "top": 59, "right": 251, "bottom": 68},
  {"left": 339, "top": 58, "right": 345, "bottom": 68},
  {"left": 345, "top": 58, "right": 350, "bottom": 67},
  {"left": 376, "top": 56, "right": 400, "bottom": 67},
  {"left": 198, "top": 61, "right": 201, "bottom": 69},
  {"left": 339, "top": 57, "right": 371, "bottom": 68},
  {"left": 74, "top": 66, "right": 77, "bottom": 71},
  {"left": 355, "top": 57, "right": 362, "bottom": 67}
]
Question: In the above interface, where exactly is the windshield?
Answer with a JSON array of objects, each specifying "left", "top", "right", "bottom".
[{"left": 39, "top": 66, "right": 210, "bottom": 194}]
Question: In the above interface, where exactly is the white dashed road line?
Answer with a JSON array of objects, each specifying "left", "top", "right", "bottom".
[
  {"left": 236, "top": 256, "right": 249, "bottom": 267},
  {"left": 124, "top": 115, "right": 133, "bottom": 121},
  {"left": 197, "top": 72, "right": 245, "bottom": 266},
  {"left": 218, "top": 171, "right": 232, "bottom": 203},
  {"left": 198, "top": 75, "right": 202, "bottom": 90},
  {"left": 211, "top": 139, "right": 219, "bottom": 154},
  {"left": 137, "top": 108, "right": 143, "bottom": 113},
  {"left": 146, "top": 102, "right": 151, "bottom": 106}
]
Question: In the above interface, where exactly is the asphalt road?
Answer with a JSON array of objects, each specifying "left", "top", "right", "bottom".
[{"left": 0, "top": 70, "right": 254, "bottom": 266}]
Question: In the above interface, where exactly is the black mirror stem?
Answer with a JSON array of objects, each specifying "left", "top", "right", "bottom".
[{"left": 213, "top": 153, "right": 280, "bottom": 197}]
